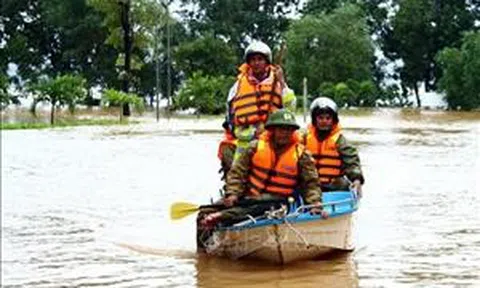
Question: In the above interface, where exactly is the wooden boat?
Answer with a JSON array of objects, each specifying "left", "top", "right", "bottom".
[{"left": 199, "top": 191, "right": 359, "bottom": 264}]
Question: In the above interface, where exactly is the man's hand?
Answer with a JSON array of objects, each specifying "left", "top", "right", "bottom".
[
  {"left": 310, "top": 201, "right": 329, "bottom": 219},
  {"left": 273, "top": 65, "right": 286, "bottom": 90},
  {"left": 351, "top": 179, "right": 363, "bottom": 199},
  {"left": 223, "top": 194, "right": 238, "bottom": 207}
]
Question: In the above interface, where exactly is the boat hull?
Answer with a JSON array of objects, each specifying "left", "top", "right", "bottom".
[
  {"left": 206, "top": 213, "right": 354, "bottom": 264},
  {"left": 199, "top": 191, "right": 358, "bottom": 264}
]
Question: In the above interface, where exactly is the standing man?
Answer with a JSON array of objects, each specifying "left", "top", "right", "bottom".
[{"left": 225, "top": 40, "right": 296, "bottom": 162}]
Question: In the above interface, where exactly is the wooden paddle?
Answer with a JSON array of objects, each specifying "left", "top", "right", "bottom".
[
  {"left": 170, "top": 198, "right": 285, "bottom": 220},
  {"left": 170, "top": 202, "right": 224, "bottom": 220}
]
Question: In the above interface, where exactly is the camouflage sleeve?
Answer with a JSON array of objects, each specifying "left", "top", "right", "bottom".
[
  {"left": 225, "top": 141, "right": 257, "bottom": 198},
  {"left": 297, "top": 128, "right": 307, "bottom": 145},
  {"left": 219, "top": 143, "right": 235, "bottom": 172},
  {"left": 297, "top": 149, "right": 322, "bottom": 204},
  {"left": 337, "top": 135, "right": 365, "bottom": 184}
]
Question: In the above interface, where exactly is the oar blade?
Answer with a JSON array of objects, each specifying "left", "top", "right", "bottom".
[{"left": 170, "top": 202, "right": 200, "bottom": 220}]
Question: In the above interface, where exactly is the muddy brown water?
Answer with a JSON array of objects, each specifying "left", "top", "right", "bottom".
[{"left": 2, "top": 109, "right": 479, "bottom": 287}]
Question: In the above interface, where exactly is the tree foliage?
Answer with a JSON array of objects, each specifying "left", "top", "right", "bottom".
[
  {"left": 87, "top": 0, "right": 166, "bottom": 87},
  {"left": 286, "top": 4, "right": 374, "bottom": 98},
  {"left": 1, "top": 0, "right": 116, "bottom": 88},
  {"left": 437, "top": 32, "right": 480, "bottom": 110},
  {"left": 102, "top": 88, "right": 144, "bottom": 120},
  {"left": 319, "top": 79, "right": 377, "bottom": 107},
  {"left": 301, "top": 0, "right": 356, "bottom": 15},
  {"left": 175, "top": 72, "right": 235, "bottom": 114},
  {"left": 179, "top": 0, "right": 298, "bottom": 55},
  {"left": 1, "top": 0, "right": 479, "bottom": 114},
  {"left": 28, "top": 74, "right": 87, "bottom": 124},
  {"left": 383, "top": 0, "right": 476, "bottom": 107},
  {"left": 0, "top": 73, "right": 19, "bottom": 110},
  {"left": 174, "top": 34, "right": 238, "bottom": 78}
]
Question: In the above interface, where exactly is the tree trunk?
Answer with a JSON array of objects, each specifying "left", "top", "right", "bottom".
[
  {"left": 50, "top": 101, "right": 56, "bottom": 125},
  {"left": 121, "top": 0, "right": 131, "bottom": 116},
  {"left": 414, "top": 83, "right": 421, "bottom": 108}
]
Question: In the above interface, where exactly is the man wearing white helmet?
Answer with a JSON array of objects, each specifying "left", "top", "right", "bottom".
[
  {"left": 224, "top": 40, "right": 296, "bottom": 162},
  {"left": 300, "top": 97, "right": 364, "bottom": 197}
]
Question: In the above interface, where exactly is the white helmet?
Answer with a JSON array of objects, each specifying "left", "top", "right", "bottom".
[
  {"left": 244, "top": 41, "right": 272, "bottom": 63},
  {"left": 310, "top": 97, "right": 339, "bottom": 124}
]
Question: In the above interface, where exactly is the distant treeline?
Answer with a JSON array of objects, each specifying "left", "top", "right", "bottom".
[{"left": 1, "top": 0, "right": 479, "bottom": 114}]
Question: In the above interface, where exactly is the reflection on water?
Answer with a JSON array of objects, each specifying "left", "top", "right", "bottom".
[
  {"left": 2, "top": 109, "right": 480, "bottom": 287},
  {"left": 115, "top": 243, "right": 359, "bottom": 288},
  {"left": 195, "top": 252, "right": 358, "bottom": 288}
]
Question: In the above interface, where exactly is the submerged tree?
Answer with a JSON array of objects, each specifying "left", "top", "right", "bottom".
[
  {"left": 437, "top": 32, "right": 480, "bottom": 110},
  {"left": 29, "top": 75, "right": 87, "bottom": 125},
  {"left": 102, "top": 89, "right": 144, "bottom": 121},
  {"left": 383, "top": 0, "right": 475, "bottom": 107}
]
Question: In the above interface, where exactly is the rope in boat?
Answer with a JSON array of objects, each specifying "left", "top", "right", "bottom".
[
  {"left": 283, "top": 216, "right": 311, "bottom": 248},
  {"left": 203, "top": 196, "right": 356, "bottom": 256},
  {"left": 204, "top": 206, "right": 288, "bottom": 258}
]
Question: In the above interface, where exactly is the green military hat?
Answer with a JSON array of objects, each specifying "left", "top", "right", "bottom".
[{"left": 265, "top": 109, "right": 300, "bottom": 130}]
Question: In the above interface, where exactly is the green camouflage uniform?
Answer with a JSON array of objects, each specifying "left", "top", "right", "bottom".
[
  {"left": 218, "top": 141, "right": 236, "bottom": 182},
  {"left": 299, "top": 129, "right": 364, "bottom": 191},
  {"left": 218, "top": 140, "right": 322, "bottom": 223}
]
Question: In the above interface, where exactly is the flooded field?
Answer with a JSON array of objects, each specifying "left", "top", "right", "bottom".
[{"left": 2, "top": 108, "right": 480, "bottom": 287}]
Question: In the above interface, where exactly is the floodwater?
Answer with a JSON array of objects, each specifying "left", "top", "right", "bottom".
[{"left": 1, "top": 109, "right": 480, "bottom": 287}]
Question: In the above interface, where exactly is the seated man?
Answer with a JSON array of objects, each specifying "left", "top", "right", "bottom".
[
  {"left": 217, "top": 119, "right": 237, "bottom": 184},
  {"left": 201, "top": 109, "right": 328, "bottom": 228},
  {"left": 301, "top": 97, "right": 364, "bottom": 195}
]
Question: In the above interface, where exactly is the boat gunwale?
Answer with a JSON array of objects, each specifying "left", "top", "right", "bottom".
[{"left": 218, "top": 191, "right": 359, "bottom": 232}]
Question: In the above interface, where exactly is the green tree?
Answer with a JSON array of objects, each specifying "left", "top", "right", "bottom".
[
  {"left": 102, "top": 89, "right": 144, "bottom": 121},
  {"left": 437, "top": 32, "right": 480, "bottom": 110},
  {"left": 301, "top": 0, "right": 356, "bottom": 14},
  {"left": 88, "top": 0, "right": 187, "bottom": 110},
  {"left": 386, "top": 0, "right": 434, "bottom": 107},
  {"left": 286, "top": 4, "right": 374, "bottom": 101},
  {"left": 179, "top": 0, "right": 298, "bottom": 56},
  {"left": 88, "top": 0, "right": 164, "bottom": 115},
  {"left": 333, "top": 82, "right": 355, "bottom": 107},
  {"left": 175, "top": 72, "right": 234, "bottom": 114},
  {"left": 29, "top": 75, "right": 87, "bottom": 124},
  {"left": 318, "top": 79, "right": 378, "bottom": 107},
  {"left": 175, "top": 34, "right": 238, "bottom": 78},
  {"left": 301, "top": 1, "right": 391, "bottom": 90},
  {"left": 0, "top": 73, "right": 20, "bottom": 110},
  {"left": 383, "top": 0, "right": 475, "bottom": 107},
  {"left": 357, "top": 80, "right": 378, "bottom": 106},
  {"left": 1, "top": 0, "right": 116, "bottom": 89}
]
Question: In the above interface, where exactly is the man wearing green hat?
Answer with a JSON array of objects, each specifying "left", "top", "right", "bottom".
[{"left": 200, "top": 109, "right": 328, "bottom": 228}]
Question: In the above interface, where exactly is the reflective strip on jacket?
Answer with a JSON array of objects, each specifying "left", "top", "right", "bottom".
[
  {"left": 231, "top": 65, "right": 283, "bottom": 126},
  {"left": 305, "top": 124, "right": 343, "bottom": 185},
  {"left": 248, "top": 132, "right": 304, "bottom": 196}
]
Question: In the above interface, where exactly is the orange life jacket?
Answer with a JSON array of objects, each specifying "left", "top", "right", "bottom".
[
  {"left": 305, "top": 124, "right": 343, "bottom": 185},
  {"left": 248, "top": 132, "right": 304, "bottom": 196},
  {"left": 231, "top": 64, "right": 283, "bottom": 126},
  {"left": 217, "top": 130, "right": 237, "bottom": 161}
]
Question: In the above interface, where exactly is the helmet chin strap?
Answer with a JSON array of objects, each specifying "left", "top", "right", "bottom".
[
  {"left": 317, "top": 126, "right": 332, "bottom": 131},
  {"left": 315, "top": 126, "right": 332, "bottom": 140}
]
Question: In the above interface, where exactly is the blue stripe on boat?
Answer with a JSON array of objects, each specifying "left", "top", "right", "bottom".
[{"left": 220, "top": 191, "right": 359, "bottom": 231}]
